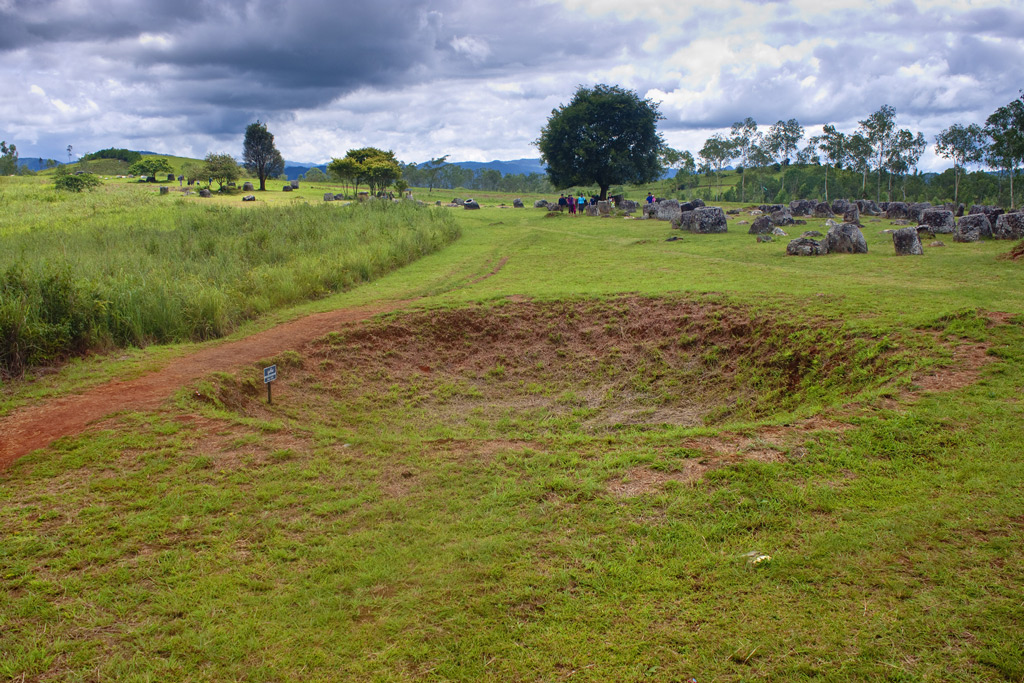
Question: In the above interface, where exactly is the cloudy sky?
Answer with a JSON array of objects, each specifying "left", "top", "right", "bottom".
[{"left": 2, "top": 0, "right": 1022, "bottom": 171}]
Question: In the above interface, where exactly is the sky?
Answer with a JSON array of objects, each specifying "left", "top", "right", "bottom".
[{"left": 2, "top": 0, "right": 1023, "bottom": 172}]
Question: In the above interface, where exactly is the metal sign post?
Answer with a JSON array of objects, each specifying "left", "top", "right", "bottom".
[{"left": 263, "top": 364, "right": 277, "bottom": 404}]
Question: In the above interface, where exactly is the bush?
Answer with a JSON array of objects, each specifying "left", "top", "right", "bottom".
[{"left": 54, "top": 170, "right": 101, "bottom": 192}]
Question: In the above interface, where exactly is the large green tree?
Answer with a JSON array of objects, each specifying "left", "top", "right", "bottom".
[
  {"left": 328, "top": 148, "right": 401, "bottom": 196},
  {"left": 128, "top": 156, "right": 173, "bottom": 181},
  {"left": 203, "top": 153, "right": 241, "bottom": 190},
  {"left": 181, "top": 161, "right": 203, "bottom": 185},
  {"left": 698, "top": 134, "right": 734, "bottom": 201},
  {"left": 858, "top": 104, "right": 897, "bottom": 201},
  {"left": 765, "top": 118, "right": 804, "bottom": 197},
  {"left": 846, "top": 132, "right": 873, "bottom": 196},
  {"left": 729, "top": 118, "right": 760, "bottom": 202},
  {"left": 243, "top": 120, "right": 284, "bottom": 191},
  {"left": 887, "top": 129, "right": 927, "bottom": 201},
  {"left": 536, "top": 84, "right": 665, "bottom": 200},
  {"left": 328, "top": 156, "right": 361, "bottom": 195},
  {"left": 985, "top": 95, "right": 1024, "bottom": 208},
  {"left": 765, "top": 118, "right": 804, "bottom": 166},
  {"left": 810, "top": 124, "right": 847, "bottom": 203},
  {"left": 935, "top": 123, "right": 986, "bottom": 207}
]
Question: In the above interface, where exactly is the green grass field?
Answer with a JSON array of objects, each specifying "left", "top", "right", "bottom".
[
  {"left": 1, "top": 181, "right": 1023, "bottom": 681},
  {"left": 0, "top": 177, "right": 460, "bottom": 376}
]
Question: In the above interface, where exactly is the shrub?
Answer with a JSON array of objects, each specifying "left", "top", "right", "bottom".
[{"left": 54, "top": 169, "right": 102, "bottom": 192}]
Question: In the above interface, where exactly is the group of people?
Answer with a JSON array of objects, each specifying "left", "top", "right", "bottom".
[{"left": 557, "top": 193, "right": 591, "bottom": 215}]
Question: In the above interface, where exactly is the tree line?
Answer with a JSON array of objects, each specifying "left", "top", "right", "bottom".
[
  {"left": 691, "top": 95, "right": 1024, "bottom": 208},
  {"left": 398, "top": 159, "right": 554, "bottom": 194}
]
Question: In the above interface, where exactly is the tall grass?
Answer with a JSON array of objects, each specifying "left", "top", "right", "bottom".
[{"left": 0, "top": 190, "right": 459, "bottom": 376}]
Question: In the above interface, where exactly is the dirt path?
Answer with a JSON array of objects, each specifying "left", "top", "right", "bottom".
[{"left": 0, "top": 302, "right": 407, "bottom": 470}]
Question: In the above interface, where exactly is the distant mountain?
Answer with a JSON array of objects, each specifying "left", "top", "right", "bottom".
[
  {"left": 283, "top": 162, "right": 328, "bottom": 181},
  {"left": 283, "top": 158, "right": 548, "bottom": 181},
  {"left": 436, "top": 158, "right": 546, "bottom": 176},
  {"left": 16, "top": 152, "right": 546, "bottom": 178},
  {"left": 18, "top": 158, "right": 64, "bottom": 172}
]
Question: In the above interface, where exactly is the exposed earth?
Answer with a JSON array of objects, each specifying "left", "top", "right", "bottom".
[
  {"left": 0, "top": 297, "right": 995, "bottom": 478},
  {"left": 0, "top": 303, "right": 405, "bottom": 469}
]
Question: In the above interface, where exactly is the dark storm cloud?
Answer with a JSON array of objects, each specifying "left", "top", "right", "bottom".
[
  {"left": 2, "top": 0, "right": 645, "bottom": 120},
  {"left": 948, "top": 36, "right": 1024, "bottom": 83},
  {"left": 5, "top": 0, "right": 1022, "bottom": 168},
  {"left": 0, "top": 0, "right": 204, "bottom": 50},
  {"left": 957, "top": 6, "right": 1024, "bottom": 37}
]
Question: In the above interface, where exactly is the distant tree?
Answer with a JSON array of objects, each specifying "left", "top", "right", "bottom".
[
  {"left": 747, "top": 143, "right": 776, "bottom": 202},
  {"left": 203, "top": 153, "right": 241, "bottom": 190},
  {"left": 327, "top": 156, "right": 361, "bottom": 195},
  {"left": 128, "top": 157, "right": 173, "bottom": 181},
  {"left": 796, "top": 143, "right": 819, "bottom": 166},
  {"left": 537, "top": 84, "right": 665, "bottom": 200},
  {"left": 887, "top": 129, "right": 927, "bottom": 201},
  {"left": 360, "top": 150, "right": 401, "bottom": 195},
  {"left": 765, "top": 118, "right": 804, "bottom": 197},
  {"left": 858, "top": 105, "right": 898, "bottom": 202},
  {"left": 846, "top": 132, "right": 873, "bottom": 196},
  {"left": 810, "top": 124, "right": 848, "bottom": 203},
  {"left": 423, "top": 155, "right": 450, "bottom": 193},
  {"left": 985, "top": 95, "right": 1024, "bottom": 208},
  {"left": 662, "top": 148, "right": 696, "bottom": 192},
  {"left": 82, "top": 148, "right": 142, "bottom": 164},
  {"left": 440, "top": 163, "right": 474, "bottom": 190},
  {"left": 935, "top": 123, "right": 986, "bottom": 207},
  {"left": 0, "top": 140, "right": 17, "bottom": 175},
  {"left": 181, "top": 161, "right": 203, "bottom": 185},
  {"left": 699, "top": 134, "right": 734, "bottom": 201},
  {"left": 477, "top": 168, "right": 500, "bottom": 190},
  {"left": 243, "top": 120, "right": 284, "bottom": 191},
  {"left": 329, "top": 148, "right": 401, "bottom": 196},
  {"left": 727, "top": 118, "right": 760, "bottom": 202},
  {"left": 765, "top": 119, "right": 804, "bottom": 165},
  {"left": 302, "top": 167, "right": 329, "bottom": 183}
]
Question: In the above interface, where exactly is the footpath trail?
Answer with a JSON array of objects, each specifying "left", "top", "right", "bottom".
[{"left": 0, "top": 302, "right": 406, "bottom": 470}]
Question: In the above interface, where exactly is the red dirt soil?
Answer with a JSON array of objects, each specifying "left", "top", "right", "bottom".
[
  {"left": 0, "top": 296, "right": 1002, "bottom": 473},
  {"left": 0, "top": 303, "right": 405, "bottom": 470}
]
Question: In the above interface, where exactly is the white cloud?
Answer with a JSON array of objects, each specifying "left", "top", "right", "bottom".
[
  {"left": 0, "top": 0, "right": 1021, "bottom": 173},
  {"left": 450, "top": 35, "right": 491, "bottom": 62},
  {"left": 138, "top": 32, "right": 172, "bottom": 49}
]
